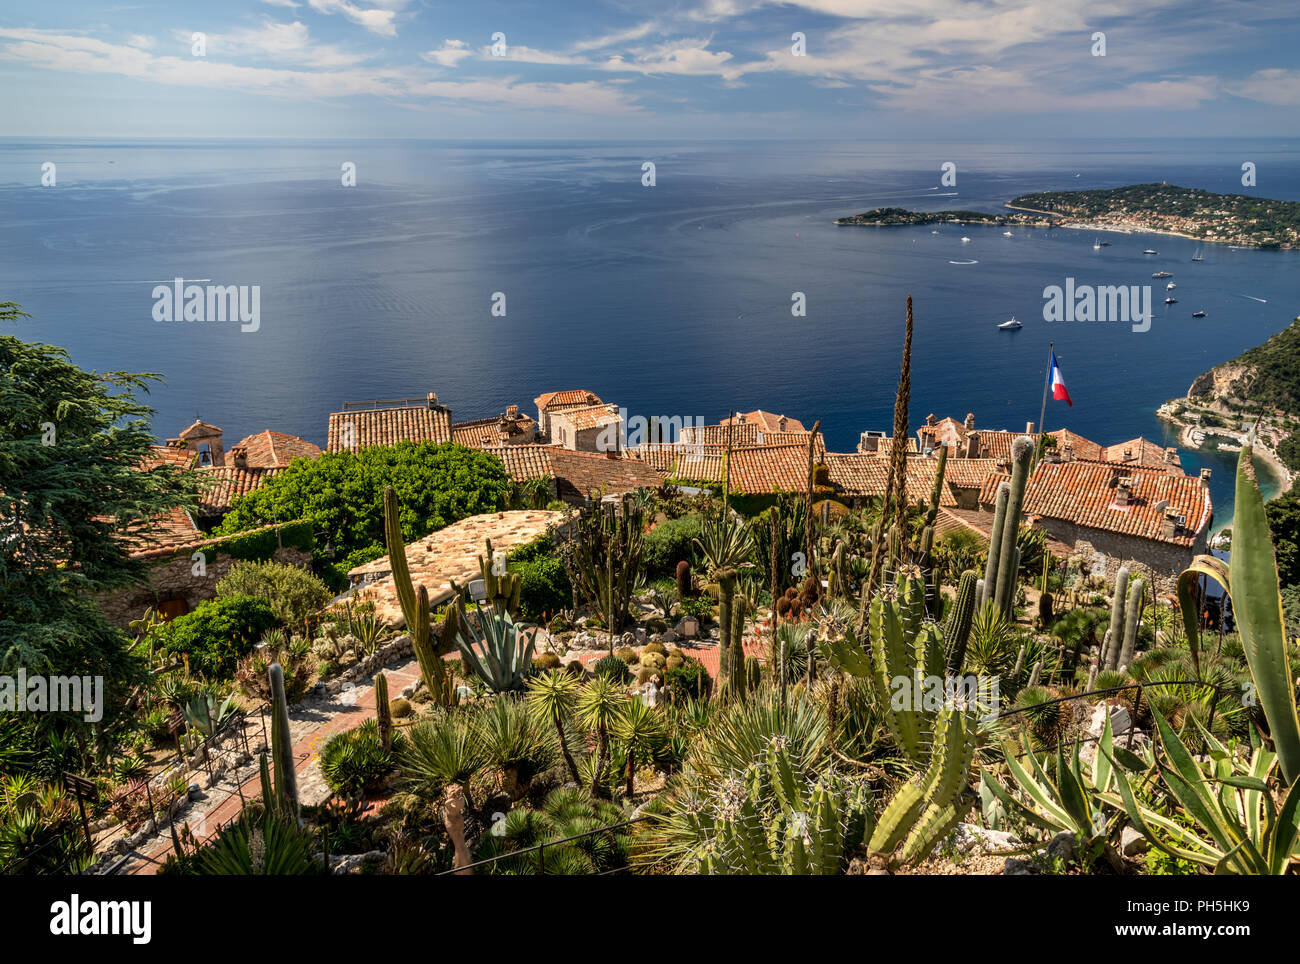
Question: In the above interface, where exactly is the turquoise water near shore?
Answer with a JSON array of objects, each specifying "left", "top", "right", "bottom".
[{"left": 1, "top": 137, "right": 1298, "bottom": 525}]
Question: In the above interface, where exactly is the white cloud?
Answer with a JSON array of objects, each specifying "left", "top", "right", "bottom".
[
  {"left": 306, "top": 0, "right": 401, "bottom": 37},
  {"left": 1226, "top": 69, "right": 1300, "bottom": 107},
  {"left": 260, "top": 0, "right": 301, "bottom": 8},
  {"left": 422, "top": 39, "right": 474, "bottom": 68}
]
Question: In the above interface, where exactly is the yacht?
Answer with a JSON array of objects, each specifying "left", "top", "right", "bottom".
[
  {"left": 1143, "top": 248, "right": 1158, "bottom": 255},
  {"left": 1165, "top": 297, "right": 1178, "bottom": 304},
  {"left": 1003, "top": 230, "right": 1014, "bottom": 237},
  {"left": 1191, "top": 244, "right": 1205, "bottom": 261},
  {"left": 1152, "top": 271, "right": 1172, "bottom": 278},
  {"left": 931, "top": 230, "right": 940, "bottom": 234},
  {"left": 997, "top": 316, "right": 1022, "bottom": 330},
  {"left": 1192, "top": 310, "right": 1206, "bottom": 318},
  {"left": 1167, "top": 282, "right": 1176, "bottom": 291},
  {"left": 1093, "top": 239, "right": 1102, "bottom": 249},
  {"left": 961, "top": 236, "right": 971, "bottom": 243}
]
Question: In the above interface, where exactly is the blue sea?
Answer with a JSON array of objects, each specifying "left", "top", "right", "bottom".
[{"left": 2, "top": 137, "right": 1298, "bottom": 529}]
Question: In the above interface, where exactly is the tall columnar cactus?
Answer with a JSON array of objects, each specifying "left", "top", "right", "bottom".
[
  {"left": 981, "top": 483, "right": 1010, "bottom": 609},
  {"left": 922, "top": 444, "right": 948, "bottom": 533},
  {"left": 374, "top": 671, "right": 391, "bottom": 751},
  {"left": 992, "top": 436, "right": 1035, "bottom": 617},
  {"left": 745, "top": 655, "right": 762, "bottom": 693},
  {"left": 827, "top": 540, "right": 847, "bottom": 598},
  {"left": 943, "top": 570, "right": 979, "bottom": 675},
  {"left": 478, "top": 538, "right": 522, "bottom": 616},
  {"left": 716, "top": 568, "right": 737, "bottom": 680},
  {"left": 268, "top": 662, "right": 299, "bottom": 823},
  {"left": 384, "top": 485, "right": 457, "bottom": 707},
  {"left": 729, "top": 604, "right": 748, "bottom": 700},
  {"left": 1103, "top": 567, "right": 1130, "bottom": 671},
  {"left": 1117, "top": 577, "right": 1145, "bottom": 671}
]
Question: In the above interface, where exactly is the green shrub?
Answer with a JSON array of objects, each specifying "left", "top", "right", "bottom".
[
  {"left": 215, "top": 560, "right": 331, "bottom": 627},
  {"left": 154, "top": 595, "right": 277, "bottom": 678},
  {"left": 319, "top": 720, "right": 401, "bottom": 795},
  {"left": 510, "top": 555, "right": 572, "bottom": 623},
  {"left": 325, "top": 543, "right": 388, "bottom": 592},
  {"left": 664, "top": 658, "right": 710, "bottom": 702},
  {"left": 642, "top": 515, "right": 703, "bottom": 577}
]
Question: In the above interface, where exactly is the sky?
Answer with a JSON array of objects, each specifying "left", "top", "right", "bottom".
[{"left": 0, "top": 0, "right": 1298, "bottom": 139}]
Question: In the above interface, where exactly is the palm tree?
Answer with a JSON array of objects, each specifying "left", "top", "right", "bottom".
[
  {"left": 574, "top": 677, "right": 625, "bottom": 799},
  {"left": 526, "top": 671, "right": 582, "bottom": 783}
]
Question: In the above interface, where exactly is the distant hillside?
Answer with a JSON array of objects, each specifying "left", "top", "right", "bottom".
[{"left": 1189, "top": 315, "right": 1300, "bottom": 414}]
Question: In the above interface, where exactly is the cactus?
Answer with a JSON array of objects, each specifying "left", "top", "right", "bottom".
[
  {"left": 729, "top": 604, "right": 748, "bottom": 700},
  {"left": 827, "top": 540, "right": 847, "bottom": 598},
  {"left": 676, "top": 560, "right": 692, "bottom": 598},
  {"left": 943, "top": 570, "right": 979, "bottom": 674},
  {"left": 922, "top": 444, "right": 948, "bottom": 533},
  {"left": 981, "top": 483, "right": 1010, "bottom": 609},
  {"left": 745, "top": 655, "right": 762, "bottom": 692},
  {"left": 1117, "top": 577, "right": 1145, "bottom": 671},
  {"left": 455, "top": 605, "right": 537, "bottom": 693},
  {"left": 716, "top": 568, "right": 737, "bottom": 680},
  {"left": 1027, "top": 659, "right": 1042, "bottom": 688},
  {"left": 1012, "top": 642, "right": 1026, "bottom": 681},
  {"left": 992, "top": 436, "right": 1035, "bottom": 617},
  {"left": 1037, "top": 590, "right": 1054, "bottom": 627},
  {"left": 268, "top": 662, "right": 299, "bottom": 823},
  {"left": 374, "top": 671, "right": 391, "bottom": 750},
  {"left": 1103, "top": 567, "right": 1130, "bottom": 671},
  {"left": 868, "top": 701, "right": 979, "bottom": 868},
  {"left": 383, "top": 485, "right": 457, "bottom": 707},
  {"left": 478, "top": 538, "right": 522, "bottom": 616}
]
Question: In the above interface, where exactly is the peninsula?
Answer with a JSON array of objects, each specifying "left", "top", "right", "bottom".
[{"left": 836, "top": 183, "right": 1300, "bottom": 249}]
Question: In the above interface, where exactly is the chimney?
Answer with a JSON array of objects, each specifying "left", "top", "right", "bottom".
[
  {"left": 965, "top": 435, "right": 981, "bottom": 459},
  {"left": 1164, "top": 447, "right": 1176, "bottom": 463},
  {"left": 1115, "top": 476, "right": 1134, "bottom": 506},
  {"left": 1121, "top": 447, "right": 1134, "bottom": 463},
  {"left": 1162, "top": 508, "right": 1182, "bottom": 539},
  {"left": 926, "top": 413, "right": 936, "bottom": 426},
  {"left": 1200, "top": 467, "right": 1212, "bottom": 486},
  {"left": 1060, "top": 441, "right": 1074, "bottom": 462},
  {"left": 778, "top": 416, "right": 787, "bottom": 432},
  {"left": 506, "top": 404, "right": 519, "bottom": 419},
  {"left": 738, "top": 413, "right": 747, "bottom": 425},
  {"left": 231, "top": 445, "right": 247, "bottom": 470},
  {"left": 1026, "top": 421, "right": 1036, "bottom": 435},
  {"left": 964, "top": 412, "right": 976, "bottom": 431},
  {"left": 996, "top": 456, "right": 1011, "bottom": 474},
  {"left": 426, "top": 392, "right": 439, "bottom": 409}
]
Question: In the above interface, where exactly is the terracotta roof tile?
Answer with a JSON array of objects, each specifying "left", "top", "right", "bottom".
[
  {"left": 229, "top": 430, "right": 321, "bottom": 469},
  {"left": 722, "top": 410, "right": 807, "bottom": 433},
  {"left": 327, "top": 404, "right": 452, "bottom": 453},
  {"left": 729, "top": 444, "right": 824, "bottom": 495},
  {"left": 1045, "top": 428, "right": 1104, "bottom": 462},
  {"left": 681, "top": 422, "right": 764, "bottom": 447},
  {"left": 482, "top": 444, "right": 555, "bottom": 482},
  {"left": 548, "top": 449, "right": 663, "bottom": 501},
  {"left": 197, "top": 466, "right": 284, "bottom": 515},
  {"left": 550, "top": 403, "right": 621, "bottom": 432},
  {"left": 1101, "top": 437, "right": 1181, "bottom": 470},
  {"left": 824, "top": 453, "right": 957, "bottom": 505},
  {"left": 451, "top": 412, "right": 538, "bottom": 448},
  {"left": 534, "top": 390, "right": 601, "bottom": 411}
]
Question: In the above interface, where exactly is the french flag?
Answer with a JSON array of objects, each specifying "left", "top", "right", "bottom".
[{"left": 1049, "top": 351, "right": 1072, "bottom": 407}]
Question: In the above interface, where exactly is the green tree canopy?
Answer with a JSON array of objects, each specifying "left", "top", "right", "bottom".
[
  {"left": 1, "top": 302, "right": 197, "bottom": 740},
  {"left": 214, "top": 441, "right": 512, "bottom": 562},
  {"left": 1266, "top": 487, "right": 1300, "bottom": 590}
]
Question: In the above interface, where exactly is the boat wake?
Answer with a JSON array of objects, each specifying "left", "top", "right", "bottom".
[
  {"left": 948, "top": 259, "right": 978, "bottom": 265},
  {"left": 1238, "top": 294, "right": 1268, "bottom": 303}
]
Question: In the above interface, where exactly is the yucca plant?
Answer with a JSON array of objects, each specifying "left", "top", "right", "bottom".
[
  {"left": 692, "top": 510, "right": 754, "bottom": 578},
  {"left": 610, "top": 696, "right": 666, "bottom": 796},
  {"left": 400, "top": 716, "right": 485, "bottom": 809},
  {"left": 473, "top": 697, "right": 556, "bottom": 800},
  {"left": 1102, "top": 708, "right": 1300, "bottom": 874},
  {"left": 574, "top": 676, "right": 626, "bottom": 798},
  {"left": 526, "top": 671, "right": 582, "bottom": 783}
]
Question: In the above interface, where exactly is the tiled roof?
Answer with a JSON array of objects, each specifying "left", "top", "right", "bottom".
[
  {"left": 970, "top": 430, "right": 1017, "bottom": 462},
  {"left": 197, "top": 466, "right": 284, "bottom": 515},
  {"left": 348, "top": 510, "right": 569, "bottom": 627},
  {"left": 550, "top": 403, "right": 621, "bottom": 432},
  {"left": 535, "top": 390, "right": 601, "bottom": 411},
  {"left": 142, "top": 444, "right": 197, "bottom": 471},
  {"left": 729, "top": 444, "right": 825, "bottom": 495},
  {"left": 171, "top": 419, "right": 223, "bottom": 441},
  {"left": 548, "top": 449, "right": 663, "bottom": 501},
  {"left": 229, "top": 430, "right": 321, "bottom": 469},
  {"left": 482, "top": 444, "right": 555, "bottom": 482},
  {"left": 860, "top": 435, "right": 918, "bottom": 457},
  {"left": 1101, "top": 437, "right": 1180, "bottom": 470},
  {"left": 941, "top": 458, "right": 999, "bottom": 488},
  {"left": 977, "top": 469, "right": 1010, "bottom": 505},
  {"left": 722, "top": 410, "right": 807, "bottom": 433},
  {"left": 824, "top": 453, "right": 957, "bottom": 506},
  {"left": 626, "top": 444, "right": 727, "bottom": 483},
  {"left": 451, "top": 413, "right": 538, "bottom": 449},
  {"left": 680, "top": 422, "right": 764, "bottom": 447},
  {"left": 1045, "top": 428, "right": 1104, "bottom": 462},
  {"left": 979, "top": 459, "right": 1212, "bottom": 547},
  {"left": 327, "top": 404, "right": 452, "bottom": 453},
  {"left": 122, "top": 507, "right": 202, "bottom": 558}
]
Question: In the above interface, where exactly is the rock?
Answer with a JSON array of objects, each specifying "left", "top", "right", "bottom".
[
  {"left": 401, "top": 683, "right": 416, "bottom": 699},
  {"left": 1086, "top": 702, "right": 1132, "bottom": 740},
  {"left": 187, "top": 783, "right": 202, "bottom": 801},
  {"left": 950, "top": 822, "right": 1021, "bottom": 855},
  {"left": 1046, "top": 830, "right": 1075, "bottom": 864},
  {"left": 660, "top": 629, "right": 679, "bottom": 643},
  {"left": 1004, "top": 857, "right": 1038, "bottom": 875},
  {"left": 621, "top": 632, "right": 637, "bottom": 648},
  {"left": 329, "top": 849, "right": 386, "bottom": 874},
  {"left": 1121, "top": 825, "right": 1148, "bottom": 856}
]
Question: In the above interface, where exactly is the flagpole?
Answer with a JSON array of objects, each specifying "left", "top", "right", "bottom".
[{"left": 1037, "top": 341, "right": 1053, "bottom": 440}]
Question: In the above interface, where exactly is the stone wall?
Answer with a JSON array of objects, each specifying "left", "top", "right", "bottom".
[
  {"left": 1036, "top": 517, "right": 1205, "bottom": 595},
  {"left": 96, "top": 546, "right": 312, "bottom": 629}
]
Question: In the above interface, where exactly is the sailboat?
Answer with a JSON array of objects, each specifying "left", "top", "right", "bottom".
[
  {"left": 997, "top": 316, "right": 1022, "bottom": 330},
  {"left": 1093, "top": 239, "right": 1102, "bottom": 249}
]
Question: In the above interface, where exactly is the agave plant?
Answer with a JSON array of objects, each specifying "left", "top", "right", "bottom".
[
  {"left": 1102, "top": 708, "right": 1300, "bottom": 874},
  {"left": 198, "top": 807, "right": 321, "bottom": 875},
  {"left": 451, "top": 603, "right": 537, "bottom": 693},
  {"left": 1176, "top": 444, "right": 1300, "bottom": 786}
]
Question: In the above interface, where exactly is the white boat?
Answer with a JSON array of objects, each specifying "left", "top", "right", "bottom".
[
  {"left": 1191, "top": 244, "right": 1204, "bottom": 261},
  {"left": 1143, "top": 248, "right": 1158, "bottom": 255},
  {"left": 961, "top": 236, "right": 971, "bottom": 243},
  {"left": 997, "top": 316, "right": 1022, "bottom": 330},
  {"left": 1167, "top": 282, "right": 1176, "bottom": 290},
  {"left": 931, "top": 230, "right": 940, "bottom": 234},
  {"left": 1165, "top": 297, "right": 1177, "bottom": 304},
  {"left": 1093, "top": 239, "right": 1101, "bottom": 249},
  {"left": 1192, "top": 310, "right": 1206, "bottom": 317},
  {"left": 1003, "top": 231, "right": 1014, "bottom": 237},
  {"left": 1153, "top": 271, "right": 1172, "bottom": 278}
]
